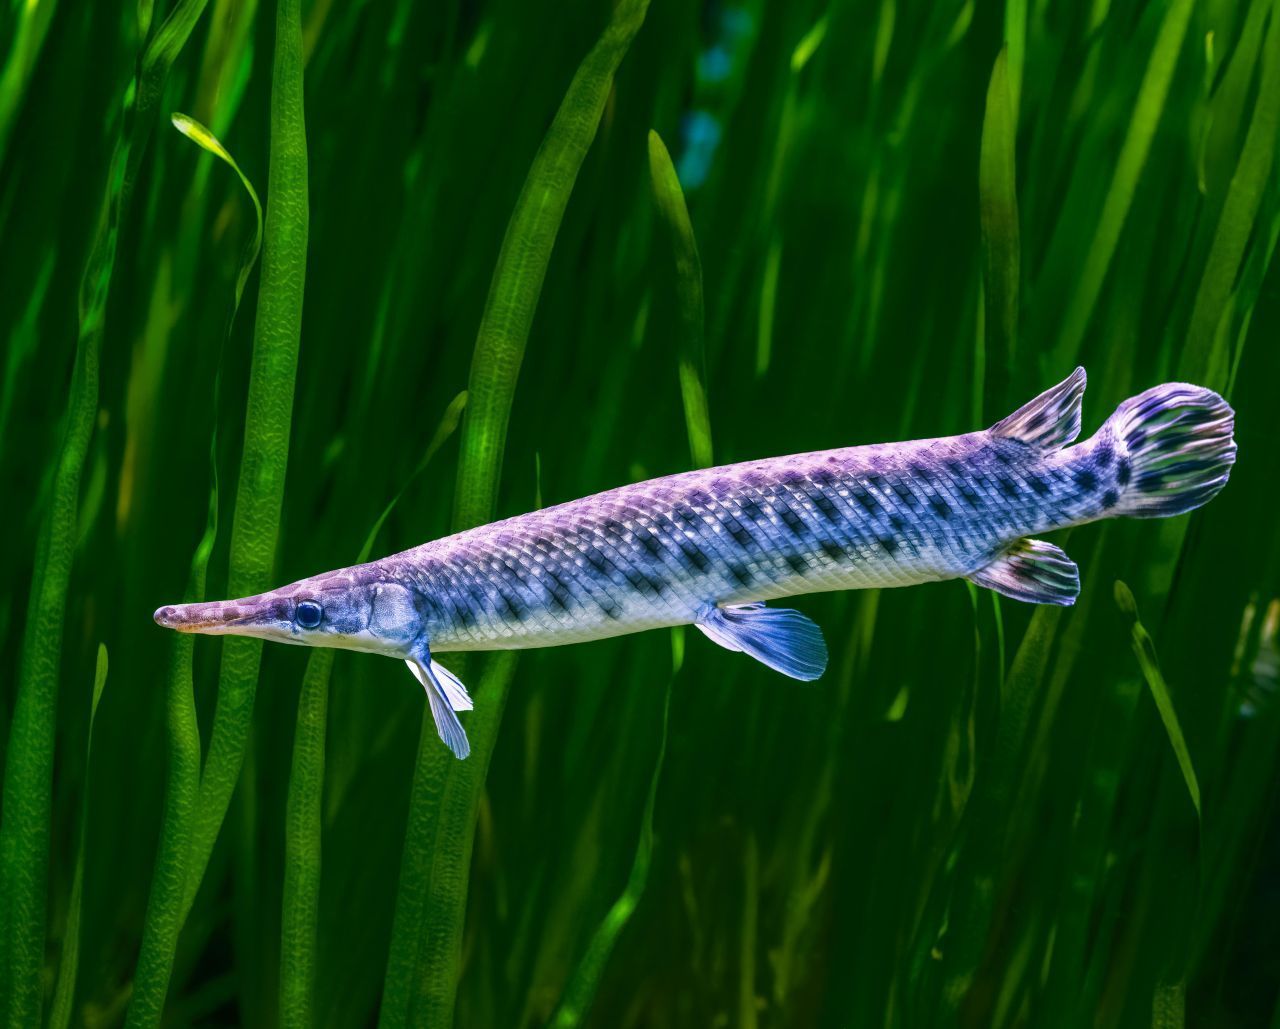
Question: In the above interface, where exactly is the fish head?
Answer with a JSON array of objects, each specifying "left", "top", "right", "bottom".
[{"left": 153, "top": 567, "right": 424, "bottom": 657}]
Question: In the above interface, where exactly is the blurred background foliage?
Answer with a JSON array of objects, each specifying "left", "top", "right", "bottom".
[{"left": 2, "top": 0, "right": 1280, "bottom": 1024}]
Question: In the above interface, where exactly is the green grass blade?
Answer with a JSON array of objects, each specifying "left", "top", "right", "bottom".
[
  {"left": 1115, "top": 581, "right": 1201, "bottom": 820},
  {"left": 1152, "top": 979, "right": 1186, "bottom": 1029},
  {"left": 1002, "top": 0, "right": 1026, "bottom": 121},
  {"left": 278, "top": 648, "right": 332, "bottom": 1029},
  {"left": 920, "top": 604, "right": 1064, "bottom": 1015},
  {"left": 0, "top": 2, "right": 210, "bottom": 1013},
  {"left": 1180, "top": 0, "right": 1280, "bottom": 386},
  {"left": 978, "top": 46, "right": 1020, "bottom": 415},
  {"left": 0, "top": 155, "right": 105, "bottom": 1029},
  {"left": 279, "top": 394, "right": 466, "bottom": 1027},
  {"left": 184, "top": 0, "right": 310, "bottom": 916},
  {"left": 127, "top": 112, "right": 260, "bottom": 1028},
  {"left": 0, "top": 0, "right": 59, "bottom": 169},
  {"left": 47, "top": 644, "right": 107, "bottom": 1029},
  {"left": 550, "top": 674, "right": 672, "bottom": 1028},
  {"left": 125, "top": 549, "right": 211, "bottom": 1028},
  {"left": 647, "top": 128, "right": 713, "bottom": 469},
  {"left": 449, "top": 0, "right": 650, "bottom": 532},
  {"left": 380, "top": 3, "right": 650, "bottom": 1024},
  {"left": 1051, "top": 0, "right": 1195, "bottom": 368},
  {"left": 170, "top": 112, "right": 265, "bottom": 309}
]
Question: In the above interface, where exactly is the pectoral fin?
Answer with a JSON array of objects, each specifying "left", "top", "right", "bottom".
[
  {"left": 695, "top": 602, "right": 828, "bottom": 681},
  {"left": 431, "top": 659, "right": 474, "bottom": 711},
  {"left": 406, "top": 656, "right": 471, "bottom": 759},
  {"left": 967, "top": 538, "right": 1079, "bottom": 606}
]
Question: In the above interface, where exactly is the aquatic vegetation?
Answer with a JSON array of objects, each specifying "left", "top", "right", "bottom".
[{"left": 2, "top": 0, "right": 1279, "bottom": 1025}]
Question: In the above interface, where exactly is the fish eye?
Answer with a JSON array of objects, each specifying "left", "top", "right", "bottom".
[{"left": 296, "top": 600, "right": 323, "bottom": 629}]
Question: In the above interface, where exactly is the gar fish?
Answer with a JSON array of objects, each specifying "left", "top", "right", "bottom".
[{"left": 154, "top": 369, "right": 1236, "bottom": 759}]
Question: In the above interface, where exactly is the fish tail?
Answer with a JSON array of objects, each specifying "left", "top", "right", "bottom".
[{"left": 1098, "top": 382, "right": 1236, "bottom": 519}]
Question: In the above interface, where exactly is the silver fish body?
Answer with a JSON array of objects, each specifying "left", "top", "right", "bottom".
[
  {"left": 154, "top": 368, "right": 1237, "bottom": 758},
  {"left": 403, "top": 431, "right": 1094, "bottom": 653}
]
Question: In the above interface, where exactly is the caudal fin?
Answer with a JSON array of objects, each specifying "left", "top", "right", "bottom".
[{"left": 1102, "top": 382, "right": 1236, "bottom": 519}]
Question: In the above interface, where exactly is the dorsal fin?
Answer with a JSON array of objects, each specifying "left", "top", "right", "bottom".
[{"left": 989, "top": 367, "right": 1087, "bottom": 449}]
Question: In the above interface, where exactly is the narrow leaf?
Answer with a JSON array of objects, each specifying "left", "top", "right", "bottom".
[
  {"left": 648, "top": 128, "right": 713, "bottom": 469},
  {"left": 47, "top": 645, "right": 108, "bottom": 1029},
  {"left": 978, "top": 46, "right": 1020, "bottom": 417},
  {"left": 1115, "top": 581, "right": 1201, "bottom": 819},
  {"left": 380, "top": 2, "right": 651, "bottom": 1025}
]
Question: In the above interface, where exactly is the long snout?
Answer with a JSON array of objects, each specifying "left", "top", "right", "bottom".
[{"left": 153, "top": 594, "right": 287, "bottom": 636}]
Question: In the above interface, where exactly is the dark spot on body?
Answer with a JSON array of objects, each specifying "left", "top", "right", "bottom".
[
  {"left": 741, "top": 498, "right": 765, "bottom": 521},
  {"left": 544, "top": 569, "right": 575, "bottom": 612},
  {"left": 994, "top": 450, "right": 1013, "bottom": 465},
  {"left": 946, "top": 460, "right": 966, "bottom": 476},
  {"left": 620, "top": 565, "right": 653, "bottom": 595},
  {"left": 727, "top": 520, "right": 755, "bottom": 548},
  {"left": 1075, "top": 470, "right": 1098, "bottom": 492},
  {"left": 1117, "top": 458, "right": 1131, "bottom": 486},
  {"left": 639, "top": 533, "right": 664, "bottom": 559},
  {"left": 889, "top": 514, "right": 907, "bottom": 533},
  {"left": 600, "top": 597, "right": 624, "bottom": 620},
  {"left": 680, "top": 541, "right": 710, "bottom": 572},
  {"left": 1028, "top": 475, "right": 1049, "bottom": 496},
  {"left": 958, "top": 483, "right": 980, "bottom": 505},
  {"left": 785, "top": 553, "right": 809, "bottom": 575},
  {"left": 496, "top": 588, "right": 526, "bottom": 620},
  {"left": 930, "top": 498, "right": 951, "bottom": 519},
  {"left": 852, "top": 487, "right": 879, "bottom": 513},
  {"left": 813, "top": 493, "right": 840, "bottom": 521},
  {"left": 1095, "top": 445, "right": 1113, "bottom": 467},
  {"left": 997, "top": 476, "right": 1018, "bottom": 498},
  {"left": 674, "top": 505, "right": 700, "bottom": 528},
  {"left": 1102, "top": 490, "right": 1119, "bottom": 509},
  {"left": 455, "top": 600, "right": 478, "bottom": 628},
  {"left": 821, "top": 540, "right": 845, "bottom": 561},
  {"left": 879, "top": 536, "right": 900, "bottom": 555},
  {"left": 780, "top": 506, "right": 806, "bottom": 536},
  {"left": 893, "top": 482, "right": 920, "bottom": 507},
  {"left": 727, "top": 562, "right": 754, "bottom": 588},
  {"left": 811, "top": 468, "right": 837, "bottom": 487}
]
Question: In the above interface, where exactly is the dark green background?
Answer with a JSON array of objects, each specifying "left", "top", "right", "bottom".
[{"left": 3, "top": 0, "right": 1280, "bottom": 1024}]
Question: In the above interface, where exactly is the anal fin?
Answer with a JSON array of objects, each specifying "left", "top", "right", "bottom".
[
  {"left": 967, "top": 538, "right": 1079, "bottom": 606},
  {"left": 695, "top": 602, "right": 828, "bottom": 681},
  {"left": 406, "top": 656, "right": 471, "bottom": 759}
]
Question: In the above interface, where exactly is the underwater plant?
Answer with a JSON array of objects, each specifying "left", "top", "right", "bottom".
[{"left": 2, "top": 0, "right": 1279, "bottom": 1025}]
